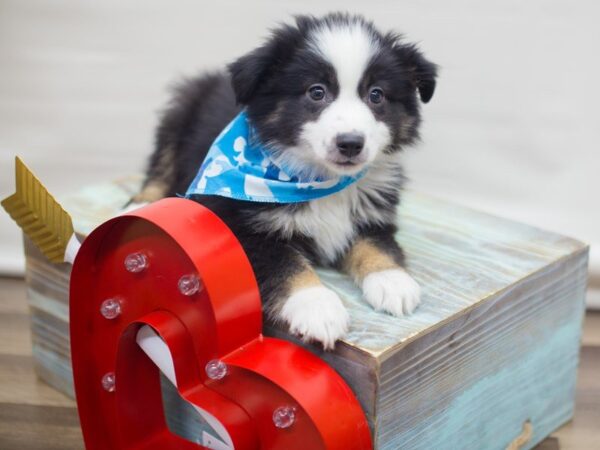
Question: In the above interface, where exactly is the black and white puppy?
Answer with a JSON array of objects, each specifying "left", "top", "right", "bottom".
[{"left": 135, "top": 13, "right": 437, "bottom": 349}]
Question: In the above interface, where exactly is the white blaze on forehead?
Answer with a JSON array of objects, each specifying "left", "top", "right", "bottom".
[
  {"left": 309, "top": 22, "right": 377, "bottom": 95},
  {"left": 295, "top": 21, "right": 391, "bottom": 175}
]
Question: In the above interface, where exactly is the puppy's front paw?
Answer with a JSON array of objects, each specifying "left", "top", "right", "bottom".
[
  {"left": 362, "top": 269, "right": 421, "bottom": 317},
  {"left": 280, "top": 286, "right": 349, "bottom": 350}
]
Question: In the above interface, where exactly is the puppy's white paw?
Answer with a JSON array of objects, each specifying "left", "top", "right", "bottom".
[
  {"left": 280, "top": 286, "right": 349, "bottom": 350},
  {"left": 362, "top": 269, "right": 421, "bottom": 317}
]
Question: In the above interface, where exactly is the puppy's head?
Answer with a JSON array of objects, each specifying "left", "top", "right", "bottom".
[{"left": 228, "top": 13, "right": 437, "bottom": 179}]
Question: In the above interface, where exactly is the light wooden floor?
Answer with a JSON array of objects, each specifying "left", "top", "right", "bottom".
[{"left": 0, "top": 276, "right": 598, "bottom": 449}]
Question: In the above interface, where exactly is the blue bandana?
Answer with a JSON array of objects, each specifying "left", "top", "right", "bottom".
[{"left": 185, "top": 112, "right": 365, "bottom": 203}]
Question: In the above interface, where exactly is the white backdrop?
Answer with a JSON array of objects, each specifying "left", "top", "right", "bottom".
[{"left": 1, "top": 1, "right": 599, "bottom": 304}]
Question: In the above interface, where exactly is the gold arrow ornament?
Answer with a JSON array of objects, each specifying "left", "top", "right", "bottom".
[{"left": 1, "top": 156, "right": 79, "bottom": 263}]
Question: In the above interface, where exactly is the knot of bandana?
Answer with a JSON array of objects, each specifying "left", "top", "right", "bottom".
[{"left": 185, "top": 111, "right": 365, "bottom": 203}]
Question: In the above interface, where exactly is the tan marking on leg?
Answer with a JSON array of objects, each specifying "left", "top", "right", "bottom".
[
  {"left": 289, "top": 266, "right": 322, "bottom": 292},
  {"left": 132, "top": 181, "right": 168, "bottom": 203},
  {"left": 133, "top": 146, "right": 176, "bottom": 203},
  {"left": 265, "top": 261, "right": 323, "bottom": 319},
  {"left": 343, "top": 239, "right": 400, "bottom": 282}
]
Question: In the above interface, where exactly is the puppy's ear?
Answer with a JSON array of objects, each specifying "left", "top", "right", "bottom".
[
  {"left": 395, "top": 43, "right": 438, "bottom": 103},
  {"left": 228, "top": 24, "right": 301, "bottom": 105}
]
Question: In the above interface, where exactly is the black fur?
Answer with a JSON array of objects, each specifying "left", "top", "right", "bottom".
[
  {"left": 141, "top": 13, "right": 437, "bottom": 323},
  {"left": 152, "top": 73, "right": 241, "bottom": 196}
]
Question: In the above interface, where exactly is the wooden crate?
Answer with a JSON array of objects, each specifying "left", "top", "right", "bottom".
[{"left": 24, "top": 176, "right": 588, "bottom": 450}]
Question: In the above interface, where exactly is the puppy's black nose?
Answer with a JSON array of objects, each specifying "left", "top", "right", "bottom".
[{"left": 336, "top": 133, "right": 365, "bottom": 157}]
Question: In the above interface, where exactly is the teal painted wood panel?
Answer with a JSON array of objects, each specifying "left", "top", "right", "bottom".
[{"left": 375, "top": 252, "right": 587, "bottom": 449}]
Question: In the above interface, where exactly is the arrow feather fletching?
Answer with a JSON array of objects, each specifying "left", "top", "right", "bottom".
[{"left": 1, "top": 156, "right": 75, "bottom": 263}]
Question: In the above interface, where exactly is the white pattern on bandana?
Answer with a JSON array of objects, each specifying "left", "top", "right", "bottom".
[{"left": 185, "top": 112, "right": 365, "bottom": 203}]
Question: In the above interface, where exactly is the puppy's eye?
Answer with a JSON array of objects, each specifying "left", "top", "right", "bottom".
[
  {"left": 369, "top": 88, "right": 384, "bottom": 104},
  {"left": 308, "top": 84, "right": 326, "bottom": 101}
]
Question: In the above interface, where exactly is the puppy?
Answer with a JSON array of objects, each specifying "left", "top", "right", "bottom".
[{"left": 135, "top": 13, "right": 437, "bottom": 349}]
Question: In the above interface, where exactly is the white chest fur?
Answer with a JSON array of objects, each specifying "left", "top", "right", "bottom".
[{"left": 251, "top": 153, "right": 404, "bottom": 263}]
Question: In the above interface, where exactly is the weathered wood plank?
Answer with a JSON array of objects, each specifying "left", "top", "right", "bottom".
[
  {"left": 0, "top": 354, "right": 75, "bottom": 407},
  {"left": 534, "top": 437, "right": 560, "bottom": 450},
  {"left": 0, "top": 403, "right": 82, "bottom": 450},
  {"left": 552, "top": 346, "right": 600, "bottom": 449},
  {"left": 581, "top": 312, "right": 600, "bottom": 346},
  {"left": 0, "top": 312, "right": 31, "bottom": 355},
  {"left": 375, "top": 253, "right": 587, "bottom": 449}
]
